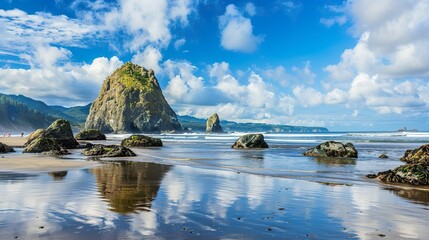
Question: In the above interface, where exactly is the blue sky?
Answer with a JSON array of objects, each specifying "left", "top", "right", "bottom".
[{"left": 0, "top": 0, "right": 428, "bottom": 131}]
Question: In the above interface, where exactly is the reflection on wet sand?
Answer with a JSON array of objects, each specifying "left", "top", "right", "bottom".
[
  {"left": 0, "top": 172, "right": 38, "bottom": 181},
  {"left": 91, "top": 161, "right": 171, "bottom": 214},
  {"left": 386, "top": 187, "right": 429, "bottom": 206},
  {"left": 314, "top": 157, "right": 356, "bottom": 165},
  {"left": 48, "top": 171, "right": 68, "bottom": 181}
]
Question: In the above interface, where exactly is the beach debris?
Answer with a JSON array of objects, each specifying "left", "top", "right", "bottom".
[
  {"left": 82, "top": 144, "right": 136, "bottom": 157},
  {"left": 304, "top": 141, "right": 358, "bottom": 158},
  {"left": 206, "top": 113, "right": 225, "bottom": 133},
  {"left": 378, "top": 154, "right": 389, "bottom": 159},
  {"left": 367, "top": 144, "right": 429, "bottom": 185},
  {"left": 121, "top": 135, "right": 162, "bottom": 147},
  {"left": 232, "top": 134, "right": 269, "bottom": 149},
  {"left": 23, "top": 119, "right": 79, "bottom": 153},
  {"left": 75, "top": 129, "right": 106, "bottom": 140},
  {"left": 0, "top": 142, "right": 15, "bottom": 153}
]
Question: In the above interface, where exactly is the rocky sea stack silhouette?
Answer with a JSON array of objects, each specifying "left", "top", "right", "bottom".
[{"left": 85, "top": 62, "right": 182, "bottom": 133}]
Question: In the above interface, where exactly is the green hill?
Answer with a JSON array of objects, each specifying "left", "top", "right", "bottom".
[
  {"left": 0, "top": 93, "right": 89, "bottom": 132},
  {"left": 0, "top": 94, "right": 57, "bottom": 132}
]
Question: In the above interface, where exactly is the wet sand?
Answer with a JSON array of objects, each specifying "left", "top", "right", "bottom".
[
  {"left": 1, "top": 133, "right": 428, "bottom": 239},
  {"left": 0, "top": 155, "right": 98, "bottom": 172},
  {"left": 0, "top": 137, "right": 27, "bottom": 147}
]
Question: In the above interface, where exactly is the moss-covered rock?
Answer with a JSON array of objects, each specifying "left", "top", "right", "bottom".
[
  {"left": 368, "top": 145, "right": 429, "bottom": 186},
  {"left": 75, "top": 129, "right": 106, "bottom": 140},
  {"left": 42, "top": 149, "right": 70, "bottom": 156},
  {"left": 24, "top": 119, "right": 79, "bottom": 152},
  {"left": 232, "top": 134, "right": 269, "bottom": 149},
  {"left": 26, "top": 128, "right": 44, "bottom": 143},
  {"left": 206, "top": 113, "right": 224, "bottom": 133},
  {"left": 304, "top": 141, "right": 358, "bottom": 158},
  {"left": 372, "top": 163, "right": 429, "bottom": 185},
  {"left": 0, "top": 142, "right": 15, "bottom": 153},
  {"left": 121, "top": 135, "right": 162, "bottom": 147},
  {"left": 85, "top": 62, "right": 182, "bottom": 133},
  {"left": 400, "top": 144, "right": 429, "bottom": 164},
  {"left": 82, "top": 144, "right": 136, "bottom": 157},
  {"left": 43, "top": 119, "right": 79, "bottom": 148},
  {"left": 23, "top": 137, "right": 61, "bottom": 153}
]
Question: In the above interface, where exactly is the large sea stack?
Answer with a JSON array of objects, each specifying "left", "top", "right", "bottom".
[
  {"left": 85, "top": 62, "right": 182, "bottom": 133},
  {"left": 206, "top": 113, "right": 224, "bottom": 133}
]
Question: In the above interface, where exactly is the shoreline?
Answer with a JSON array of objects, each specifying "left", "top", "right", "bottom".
[
  {"left": 0, "top": 136, "right": 27, "bottom": 148},
  {"left": 0, "top": 154, "right": 98, "bottom": 172}
]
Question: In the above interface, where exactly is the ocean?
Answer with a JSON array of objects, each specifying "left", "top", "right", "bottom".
[{"left": 1, "top": 131, "right": 428, "bottom": 239}]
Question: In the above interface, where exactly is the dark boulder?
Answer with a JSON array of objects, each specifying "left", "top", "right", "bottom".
[
  {"left": 369, "top": 144, "right": 429, "bottom": 186},
  {"left": 304, "top": 141, "right": 358, "bottom": 158},
  {"left": 82, "top": 145, "right": 136, "bottom": 157},
  {"left": 0, "top": 142, "right": 15, "bottom": 153},
  {"left": 42, "top": 149, "right": 70, "bottom": 156},
  {"left": 75, "top": 129, "right": 106, "bottom": 140},
  {"left": 371, "top": 163, "right": 429, "bottom": 185},
  {"left": 121, "top": 135, "right": 162, "bottom": 147},
  {"left": 232, "top": 134, "right": 269, "bottom": 149},
  {"left": 379, "top": 154, "right": 389, "bottom": 159}
]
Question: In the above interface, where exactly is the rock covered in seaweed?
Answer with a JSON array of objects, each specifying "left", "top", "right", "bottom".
[
  {"left": 369, "top": 163, "right": 429, "bottom": 185},
  {"left": 232, "top": 134, "right": 269, "bottom": 149},
  {"left": 206, "top": 113, "right": 224, "bottom": 133},
  {"left": 85, "top": 62, "right": 182, "bottom": 133},
  {"left": 121, "top": 135, "right": 162, "bottom": 147},
  {"left": 23, "top": 119, "right": 79, "bottom": 153},
  {"left": 304, "top": 141, "right": 358, "bottom": 158},
  {"left": 400, "top": 144, "right": 429, "bottom": 164},
  {"left": 82, "top": 144, "right": 136, "bottom": 157},
  {"left": 368, "top": 144, "right": 429, "bottom": 185},
  {"left": 75, "top": 129, "right": 106, "bottom": 140}
]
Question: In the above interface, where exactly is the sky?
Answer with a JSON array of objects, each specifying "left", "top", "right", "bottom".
[{"left": 0, "top": 0, "right": 428, "bottom": 131}]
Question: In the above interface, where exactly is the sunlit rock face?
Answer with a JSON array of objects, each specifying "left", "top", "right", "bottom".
[
  {"left": 24, "top": 119, "right": 79, "bottom": 153},
  {"left": 85, "top": 62, "right": 182, "bottom": 133},
  {"left": 91, "top": 162, "right": 171, "bottom": 214},
  {"left": 206, "top": 113, "right": 224, "bottom": 133}
]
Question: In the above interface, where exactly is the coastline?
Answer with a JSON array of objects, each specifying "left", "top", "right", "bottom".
[
  {"left": 0, "top": 136, "right": 27, "bottom": 148},
  {"left": 0, "top": 154, "right": 98, "bottom": 172}
]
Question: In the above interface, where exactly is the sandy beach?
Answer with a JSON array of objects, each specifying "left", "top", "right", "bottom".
[
  {"left": 0, "top": 137, "right": 27, "bottom": 147},
  {"left": 0, "top": 154, "right": 98, "bottom": 172}
]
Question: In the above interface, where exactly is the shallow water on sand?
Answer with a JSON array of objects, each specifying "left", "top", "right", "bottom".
[{"left": 1, "top": 132, "right": 428, "bottom": 239}]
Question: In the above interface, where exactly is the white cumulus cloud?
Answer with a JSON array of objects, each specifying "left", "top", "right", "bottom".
[{"left": 219, "top": 4, "right": 263, "bottom": 53}]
